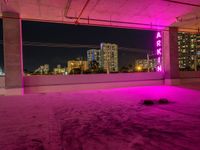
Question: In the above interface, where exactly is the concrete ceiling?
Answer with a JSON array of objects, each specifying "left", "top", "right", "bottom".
[{"left": 1, "top": 0, "right": 200, "bottom": 31}]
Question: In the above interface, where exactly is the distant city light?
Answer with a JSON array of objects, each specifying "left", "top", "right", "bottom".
[
  {"left": 0, "top": 67, "right": 4, "bottom": 76},
  {"left": 136, "top": 66, "right": 142, "bottom": 71}
]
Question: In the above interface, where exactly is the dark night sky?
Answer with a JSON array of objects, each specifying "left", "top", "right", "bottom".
[{"left": 0, "top": 20, "right": 155, "bottom": 71}]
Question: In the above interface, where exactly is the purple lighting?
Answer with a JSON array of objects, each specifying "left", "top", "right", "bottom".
[
  {"left": 156, "top": 32, "right": 161, "bottom": 38},
  {"left": 157, "top": 65, "right": 162, "bottom": 72},
  {"left": 156, "top": 40, "right": 161, "bottom": 47},
  {"left": 156, "top": 31, "right": 162, "bottom": 72},
  {"left": 157, "top": 48, "right": 161, "bottom": 55}
]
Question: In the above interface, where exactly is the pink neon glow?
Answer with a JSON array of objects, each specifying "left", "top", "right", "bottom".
[
  {"left": 157, "top": 48, "right": 161, "bottom": 55},
  {"left": 157, "top": 65, "right": 162, "bottom": 71},
  {"left": 156, "top": 40, "right": 161, "bottom": 47},
  {"left": 157, "top": 57, "right": 161, "bottom": 63},
  {"left": 156, "top": 31, "right": 162, "bottom": 72},
  {"left": 156, "top": 32, "right": 161, "bottom": 39},
  {"left": 1, "top": 85, "right": 200, "bottom": 149}
]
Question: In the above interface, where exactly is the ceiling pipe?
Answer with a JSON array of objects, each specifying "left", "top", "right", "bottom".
[
  {"left": 176, "top": 16, "right": 200, "bottom": 22},
  {"left": 65, "top": 16, "right": 200, "bottom": 32},
  {"left": 64, "top": 0, "right": 72, "bottom": 18},
  {"left": 63, "top": 0, "right": 179, "bottom": 29},
  {"left": 75, "top": 0, "right": 91, "bottom": 24},
  {"left": 65, "top": 16, "right": 168, "bottom": 28},
  {"left": 21, "top": 16, "right": 199, "bottom": 32},
  {"left": 163, "top": 0, "right": 200, "bottom": 7}
]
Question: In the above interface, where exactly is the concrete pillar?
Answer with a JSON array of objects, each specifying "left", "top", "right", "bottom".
[
  {"left": 163, "top": 27, "right": 180, "bottom": 85},
  {"left": 3, "top": 12, "right": 23, "bottom": 88}
]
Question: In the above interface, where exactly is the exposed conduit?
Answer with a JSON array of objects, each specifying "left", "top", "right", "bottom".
[
  {"left": 163, "top": 0, "right": 200, "bottom": 7},
  {"left": 75, "top": 0, "right": 91, "bottom": 24},
  {"left": 63, "top": 1, "right": 199, "bottom": 30},
  {"left": 64, "top": 0, "right": 72, "bottom": 17},
  {"left": 66, "top": 16, "right": 168, "bottom": 28},
  {"left": 63, "top": 15, "right": 200, "bottom": 32}
]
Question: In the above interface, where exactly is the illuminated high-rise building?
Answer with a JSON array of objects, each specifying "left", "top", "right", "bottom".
[
  {"left": 100, "top": 43, "right": 118, "bottom": 72},
  {"left": 178, "top": 32, "right": 200, "bottom": 71},
  {"left": 87, "top": 49, "right": 102, "bottom": 68}
]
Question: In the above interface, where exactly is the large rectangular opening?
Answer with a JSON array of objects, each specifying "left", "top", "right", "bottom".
[{"left": 22, "top": 21, "right": 160, "bottom": 76}]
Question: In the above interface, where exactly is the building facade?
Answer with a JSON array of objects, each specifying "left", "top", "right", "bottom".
[
  {"left": 135, "top": 58, "right": 157, "bottom": 72},
  {"left": 53, "top": 64, "right": 66, "bottom": 75},
  {"left": 34, "top": 64, "right": 49, "bottom": 75},
  {"left": 178, "top": 32, "right": 200, "bottom": 71},
  {"left": 67, "top": 60, "right": 89, "bottom": 74},
  {"left": 87, "top": 49, "right": 102, "bottom": 68},
  {"left": 100, "top": 43, "right": 118, "bottom": 73}
]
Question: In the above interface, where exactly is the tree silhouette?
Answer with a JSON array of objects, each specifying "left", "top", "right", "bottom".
[{"left": 89, "top": 60, "right": 99, "bottom": 73}]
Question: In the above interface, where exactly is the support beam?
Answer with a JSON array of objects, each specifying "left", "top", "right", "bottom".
[
  {"left": 3, "top": 12, "right": 23, "bottom": 88},
  {"left": 163, "top": 27, "right": 180, "bottom": 84}
]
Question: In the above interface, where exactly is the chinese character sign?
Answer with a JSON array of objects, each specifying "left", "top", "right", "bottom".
[{"left": 156, "top": 31, "right": 162, "bottom": 72}]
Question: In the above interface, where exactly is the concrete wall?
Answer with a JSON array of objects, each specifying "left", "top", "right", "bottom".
[
  {"left": 180, "top": 78, "right": 200, "bottom": 84},
  {"left": 24, "top": 79, "right": 164, "bottom": 94},
  {"left": 180, "top": 71, "right": 200, "bottom": 78},
  {"left": 163, "top": 28, "right": 179, "bottom": 79},
  {"left": 3, "top": 12, "right": 23, "bottom": 88},
  {"left": 24, "top": 72, "right": 164, "bottom": 87},
  {"left": 0, "top": 76, "right": 5, "bottom": 88}
]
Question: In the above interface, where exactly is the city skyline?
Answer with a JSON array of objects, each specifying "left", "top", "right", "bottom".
[
  {"left": 33, "top": 43, "right": 119, "bottom": 75},
  {"left": 2, "top": 20, "right": 200, "bottom": 73},
  {"left": 0, "top": 20, "right": 155, "bottom": 72}
]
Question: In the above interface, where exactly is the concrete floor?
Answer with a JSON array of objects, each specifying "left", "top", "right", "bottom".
[{"left": 0, "top": 85, "right": 200, "bottom": 150}]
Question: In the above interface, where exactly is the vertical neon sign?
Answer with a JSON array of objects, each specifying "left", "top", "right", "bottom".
[{"left": 156, "top": 31, "right": 162, "bottom": 72}]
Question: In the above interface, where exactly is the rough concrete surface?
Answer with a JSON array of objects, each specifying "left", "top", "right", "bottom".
[{"left": 0, "top": 85, "right": 200, "bottom": 150}]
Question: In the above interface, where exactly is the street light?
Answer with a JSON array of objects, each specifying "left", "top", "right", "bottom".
[{"left": 136, "top": 66, "right": 142, "bottom": 72}]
